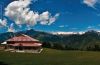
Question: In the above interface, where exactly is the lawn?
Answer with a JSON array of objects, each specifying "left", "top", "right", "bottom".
[{"left": 0, "top": 48, "right": 100, "bottom": 65}]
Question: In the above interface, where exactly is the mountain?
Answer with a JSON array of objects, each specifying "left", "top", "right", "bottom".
[
  {"left": 51, "top": 31, "right": 85, "bottom": 35},
  {"left": 0, "top": 29, "right": 58, "bottom": 43},
  {"left": 1, "top": 29, "right": 100, "bottom": 51}
]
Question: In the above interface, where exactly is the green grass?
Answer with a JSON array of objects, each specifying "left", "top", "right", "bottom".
[{"left": 0, "top": 48, "right": 100, "bottom": 65}]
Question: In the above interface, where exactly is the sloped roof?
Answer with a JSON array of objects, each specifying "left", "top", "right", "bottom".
[
  {"left": 7, "top": 34, "right": 39, "bottom": 42},
  {"left": 9, "top": 43, "right": 42, "bottom": 47}
]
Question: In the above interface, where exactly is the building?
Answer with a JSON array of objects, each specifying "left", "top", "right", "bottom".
[{"left": 5, "top": 34, "right": 43, "bottom": 53}]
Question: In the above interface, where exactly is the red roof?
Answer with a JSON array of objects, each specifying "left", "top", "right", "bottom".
[
  {"left": 8, "top": 43, "right": 42, "bottom": 47},
  {"left": 7, "top": 34, "right": 39, "bottom": 42}
]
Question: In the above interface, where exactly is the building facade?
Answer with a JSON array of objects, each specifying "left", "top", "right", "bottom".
[{"left": 5, "top": 34, "right": 43, "bottom": 53}]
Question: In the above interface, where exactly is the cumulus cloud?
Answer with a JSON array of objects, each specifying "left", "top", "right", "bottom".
[
  {"left": 5, "top": 0, "right": 59, "bottom": 27},
  {"left": 48, "top": 13, "right": 60, "bottom": 25},
  {"left": 39, "top": 11, "right": 60, "bottom": 25},
  {"left": 0, "top": 19, "right": 7, "bottom": 27},
  {"left": 83, "top": 0, "right": 97, "bottom": 9},
  {"left": 8, "top": 23, "right": 15, "bottom": 32},
  {"left": 59, "top": 25, "right": 68, "bottom": 28}
]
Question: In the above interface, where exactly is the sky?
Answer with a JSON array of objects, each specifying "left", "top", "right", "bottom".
[{"left": 0, "top": 0, "right": 100, "bottom": 33}]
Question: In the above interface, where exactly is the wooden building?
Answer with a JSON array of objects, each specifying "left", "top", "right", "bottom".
[{"left": 5, "top": 34, "right": 43, "bottom": 53}]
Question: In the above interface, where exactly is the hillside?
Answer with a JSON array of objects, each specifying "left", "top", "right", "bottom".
[{"left": 0, "top": 30, "right": 100, "bottom": 50}]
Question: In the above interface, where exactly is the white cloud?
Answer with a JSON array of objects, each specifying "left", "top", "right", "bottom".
[
  {"left": 5, "top": 0, "right": 59, "bottom": 27},
  {"left": 59, "top": 25, "right": 68, "bottom": 28},
  {"left": 87, "top": 26, "right": 91, "bottom": 28},
  {"left": 87, "top": 26, "right": 95, "bottom": 29},
  {"left": 39, "top": 11, "right": 50, "bottom": 25},
  {"left": 83, "top": 0, "right": 97, "bottom": 9},
  {"left": 59, "top": 25, "right": 65, "bottom": 28},
  {"left": 48, "top": 13, "right": 60, "bottom": 25},
  {"left": 8, "top": 23, "right": 15, "bottom": 32},
  {"left": 0, "top": 19, "right": 7, "bottom": 27}
]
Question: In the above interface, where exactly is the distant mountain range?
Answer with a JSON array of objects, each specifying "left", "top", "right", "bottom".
[
  {"left": 1, "top": 29, "right": 100, "bottom": 50},
  {"left": 51, "top": 31, "right": 85, "bottom": 35}
]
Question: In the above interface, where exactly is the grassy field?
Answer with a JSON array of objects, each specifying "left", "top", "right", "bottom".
[{"left": 0, "top": 48, "right": 100, "bottom": 65}]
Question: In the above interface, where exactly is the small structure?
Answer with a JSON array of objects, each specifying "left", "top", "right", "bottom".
[
  {"left": 1, "top": 42, "right": 7, "bottom": 45},
  {"left": 5, "top": 34, "right": 43, "bottom": 53},
  {"left": 0, "top": 42, "right": 7, "bottom": 50},
  {"left": 0, "top": 45, "right": 5, "bottom": 50}
]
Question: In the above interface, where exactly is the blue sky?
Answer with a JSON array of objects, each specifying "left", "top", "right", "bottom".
[{"left": 0, "top": 0, "right": 100, "bottom": 33}]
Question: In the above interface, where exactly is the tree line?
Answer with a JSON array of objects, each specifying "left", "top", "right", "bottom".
[{"left": 41, "top": 30, "right": 100, "bottom": 51}]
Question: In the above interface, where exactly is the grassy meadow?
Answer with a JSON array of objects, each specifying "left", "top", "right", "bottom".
[{"left": 0, "top": 48, "right": 100, "bottom": 65}]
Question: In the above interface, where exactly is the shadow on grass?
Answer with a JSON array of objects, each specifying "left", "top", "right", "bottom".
[{"left": 0, "top": 61, "right": 9, "bottom": 65}]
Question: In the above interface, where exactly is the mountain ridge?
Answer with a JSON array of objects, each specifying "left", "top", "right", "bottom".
[{"left": 0, "top": 29, "right": 100, "bottom": 50}]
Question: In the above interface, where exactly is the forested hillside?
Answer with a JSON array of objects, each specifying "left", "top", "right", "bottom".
[{"left": 0, "top": 29, "right": 100, "bottom": 51}]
